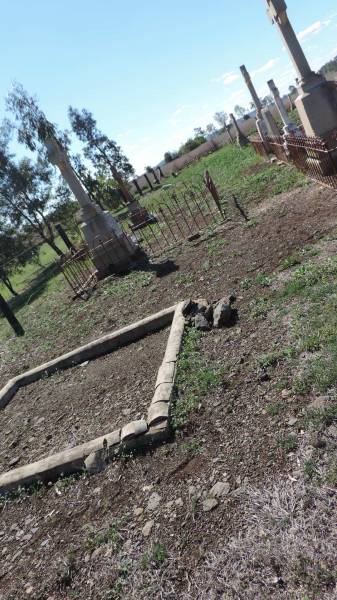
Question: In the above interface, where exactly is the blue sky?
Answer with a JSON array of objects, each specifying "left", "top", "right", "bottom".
[{"left": 1, "top": 0, "right": 337, "bottom": 174}]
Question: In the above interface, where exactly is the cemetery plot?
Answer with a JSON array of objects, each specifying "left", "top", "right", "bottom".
[{"left": 0, "top": 328, "right": 168, "bottom": 474}]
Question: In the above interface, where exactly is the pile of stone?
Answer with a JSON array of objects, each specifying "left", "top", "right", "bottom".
[{"left": 182, "top": 296, "right": 237, "bottom": 331}]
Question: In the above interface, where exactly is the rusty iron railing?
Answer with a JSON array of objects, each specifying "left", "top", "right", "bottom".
[
  {"left": 249, "top": 136, "right": 270, "bottom": 159},
  {"left": 120, "top": 174, "right": 226, "bottom": 258},
  {"left": 60, "top": 244, "right": 97, "bottom": 298},
  {"left": 285, "top": 134, "right": 337, "bottom": 189},
  {"left": 265, "top": 135, "right": 289, "bottom": 163},
  {"left": 250, "top": 130, "right": 337, "bottom": 190},
  {"left": 60, "top": 174, "right": 226, "bottom": 294}
]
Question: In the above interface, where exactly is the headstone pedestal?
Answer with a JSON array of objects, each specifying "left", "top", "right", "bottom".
[{"left": 45, "top": 138, "right": 140, "bottom": 276}]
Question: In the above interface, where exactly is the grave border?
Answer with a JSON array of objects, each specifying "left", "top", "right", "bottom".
[{"left": 0, "top": 302, "right": 185, "bottom": 494}]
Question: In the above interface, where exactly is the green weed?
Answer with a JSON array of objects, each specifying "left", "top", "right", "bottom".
[
  {"left": 278, "top": 434, "right": 298, "bottom": 452},
  {"left": 152, "top": 541, "right": 167, "bottom": 567},
  {"left": 249, "top": 296, "right": 270, "bottom": 320},
  {"left": 102, "top": 271, "right": 153, "bottom": 297},
  {"left": 255, "top": 272, "right": 272, "bottom": 287},
  {"left": 182, "top": 439, "right": 202, "bottom": 455},
  {"left": 86, "top": 523, "right": 122, "bottom": 551},
  {"left": 279, "top": 254, "right": 301, "bottom": 271},
  {"left": 206, "top": 237, "right": 229, "bottom": 255},
  {"left": 172, "top": 328, "right": 224, "bottom": 429},
  {"left": 266, "top": 402, "right": 284, "bottom": 416},
  {"left": 303, "top": 459, "right": 317, "bottom": 479}
]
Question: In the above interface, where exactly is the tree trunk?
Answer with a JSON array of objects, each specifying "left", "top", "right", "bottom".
[
  {"left": 0, "top": 293, "right": 24, "bottom": 336},
  {"left": 1, "top": 277, "right": 19, "bottom": 296},
  {"left": 42, "top": 236, "right": 64, "bottom": 257}
]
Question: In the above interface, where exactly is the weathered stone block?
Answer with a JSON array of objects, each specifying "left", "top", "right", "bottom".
[
  {"left": 155, "top": 362, "right": 176, "bottom": 389},
  {"left": 121, "top": 419, "right": 148, "bottom": 442},
  {"left": 151, "top": 382, "right": 173, "bottom": 404},
  {"left": 147, "top": 402, "right": 169, "bottom": 427}
]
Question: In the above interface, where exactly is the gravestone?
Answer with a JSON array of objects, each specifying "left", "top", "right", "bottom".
[
  {"left": 45, "top": 138, "right": 140, "bottom": 276},
  {"left": 266, "top": 0, "right": 337, "bottom": 138},
  {"left": 229, "top": 113, "right": 250, "bottom": 147},
  {"left": 240, "top": 65, "right": 279, "bottom": 139},
  {"left": 267, "top": 79, "right": 299, "bottom": 135}
]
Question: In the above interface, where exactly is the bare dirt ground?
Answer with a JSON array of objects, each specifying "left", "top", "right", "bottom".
[
  {"left": 1, "top": 182, "right": 337, "bottom": 600},
  {"left": 0, "top": 329, "right": 168, "bottom": 472}
]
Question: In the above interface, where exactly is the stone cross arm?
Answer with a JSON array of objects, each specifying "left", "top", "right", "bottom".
[{"left": 266, "top": 0, "right": 288, "bottom": 24}]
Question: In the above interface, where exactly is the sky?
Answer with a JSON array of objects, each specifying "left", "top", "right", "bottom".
[{"left": 0, "top": 0, "right": 337, "bottom": 175}]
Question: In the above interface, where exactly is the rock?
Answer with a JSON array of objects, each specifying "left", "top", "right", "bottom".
[
  {"left": 142, "top": 520, "right": 154, "bottom": 537},
  {"left": 91, "top": 547, "right": 103, "bottom": 560},
  {"left": 147, "top": 492, "right": 161, "bottom": 511},
  {"left": 182, "top": 299, "right": 195, "bottom": 317},
  {"left": 310, "top": 434, "right": 326, "bottom": 449},
  {"left": 281, "top": 389, "right": 291, "bottom": 398},
  {"left": 213, "top": 299, "right": 235, "bottom": 328},
  {"left": 307, "top": 396, "right": 329, "bottom": 410},
  {"left": 196, "top": 298, "right": 213, "bottom": 321},
  {"left": 123, "top": 539, "right": 132, "bottom": 551},
  {"left": 288, "top": 417, "right": 298, "bottom": 426},
  {"left": 134, "top": 507, "right": 144, "bottom": 517},
  {"left": 209, "top": 482, "right": 230, "bottom": 498},
  {"left": 25, "top": 586, "right": 34, "bottom": 595},
  {"left": 8, "top": 456, "right": 21, "bottom": 468},
  {"left": 175, "top": 497, "right": 184, "bottom": 507},
  {"left": 326, "top": 425, "right": 337, "bottom": 438},
  {"left": 202, "top": 498, "right": 219, "bottom": 512},
  {"left": 194, "top": 313, "right": 211, "bottom": 331},
  {"left": 84, "top": 450, "right": 106, "bottom": 475}
]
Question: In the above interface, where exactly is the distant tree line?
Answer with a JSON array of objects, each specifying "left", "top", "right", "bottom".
[
  {"left": 319, "top": 55, "right": 337, "bottom": 77},
  {"left": 162, "top": 98, "right": 274, "bottom": 164}
]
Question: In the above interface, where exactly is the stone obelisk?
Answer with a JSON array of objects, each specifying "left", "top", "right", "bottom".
[
  {"left": 267, "top": 79, "right": 299, "bottom": 135},
  {"left": 266, "top": 0, "right": 337, "bottom": 138},
  {"left": 45, "top": 138, "right": 140, "bottom": 276},
  {"left": 240, "top": 65, "right": 279, "bottom": 139},
  {"left": 229, "top": 114, "right": 250, "bottom": 147}
]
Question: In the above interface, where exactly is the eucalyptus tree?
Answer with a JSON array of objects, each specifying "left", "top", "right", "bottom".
[
  {"left": 0, "top": 226, "right": 24, "bottom": 296},
  {"left": 6, "top": 83, "right": 69, "bottom": 153},
  {"left": 68, "top": 107, "right": 136, "bottom": 203},
  {"left": 0, "top": 137, "right": 64, "bottom": 256}
]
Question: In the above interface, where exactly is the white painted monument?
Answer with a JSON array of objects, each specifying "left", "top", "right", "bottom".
[{"left": 45, "top": 138, "right": 139, "bottom": 275}]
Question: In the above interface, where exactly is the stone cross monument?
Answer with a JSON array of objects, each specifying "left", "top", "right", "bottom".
[
  {"left": 266, "top": 0, "right": 337, "bottom": 138},
  {"left": 240, "top": 65, "right": 279, "bottom": 139},
  {"left": 267, "top": 79, "right": 298, "bottom": 135},
  {"left": 229, "top": 114, "right": 250, "bottom": 147},
  {"left": 45, "top": 138, "right": 139, "bottom": 276}
]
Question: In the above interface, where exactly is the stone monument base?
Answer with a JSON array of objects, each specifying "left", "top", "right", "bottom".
[
  {"left": 80, "top": 207, "right": 140, "bottom": 276},
  {"left": 296, "top": 77, "right": 337, "bottom": 138}
]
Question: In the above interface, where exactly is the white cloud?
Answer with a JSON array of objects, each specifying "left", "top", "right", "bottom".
[
  {"left": 212, "top": 71, "right": 240, "bottom": 86},
  {"left": 168, "top": 104, "right": 190, "bottom": 126},
  {"left": 297, "top": 20, "right": 331, "bottom": 41},
  {"left": 251, "top": 58, "right": 280, "bottom": 77}
]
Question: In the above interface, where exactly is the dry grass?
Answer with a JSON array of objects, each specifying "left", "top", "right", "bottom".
[{"left": 180, "top": 477, "right": 337, "bottom": 600}]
